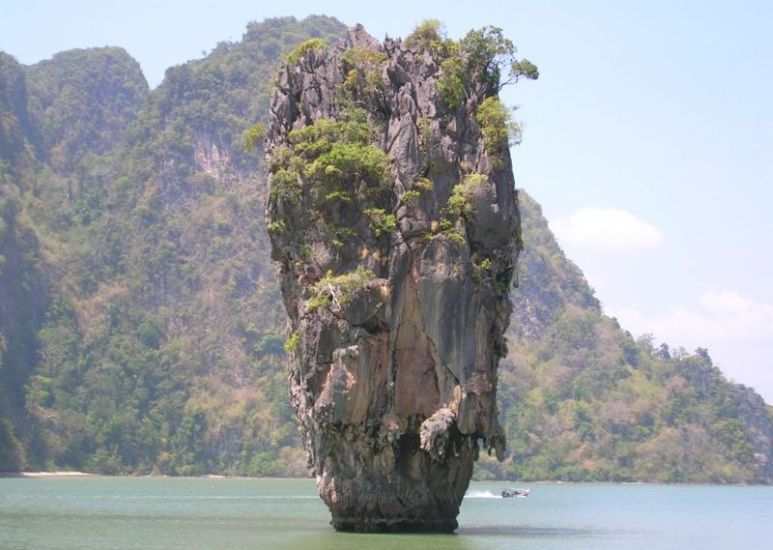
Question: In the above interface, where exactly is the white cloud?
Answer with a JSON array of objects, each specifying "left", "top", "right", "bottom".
[
  {"left": 611, "top": 290, "right": 773, "bottom": 402},
  {"left": 699, "top": 290, "right": 773, "bottom": 329},
  {"left": 551, "top": 207, "right": 663, "bottom": 251},
  {"left": 616, "top": 290, "right": 773, "bottom": 345}
]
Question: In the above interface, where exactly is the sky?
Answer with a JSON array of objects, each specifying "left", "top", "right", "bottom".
[{"left": 2, "top": 0, "right": 772, "bottom": 402}]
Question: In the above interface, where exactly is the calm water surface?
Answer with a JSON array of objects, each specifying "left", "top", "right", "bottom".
[{"left": 0, "top": 477, "right": 770, "bottom": 549}]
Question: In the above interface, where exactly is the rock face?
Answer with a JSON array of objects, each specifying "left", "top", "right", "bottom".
[{"left": 265, "top": 25, "right": 521, "bottom": 532}]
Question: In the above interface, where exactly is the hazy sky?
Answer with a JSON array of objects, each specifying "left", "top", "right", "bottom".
[{"left": 2, "top": 1, "right": 772, "bottom": 402}]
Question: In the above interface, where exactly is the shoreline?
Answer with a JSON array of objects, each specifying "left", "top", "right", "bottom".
[
  {"left": 0, "top": 471, "right": 93, "bottom": 478},
  {"left": 0, "top": 473, "right": 765, "bottom": 486}
]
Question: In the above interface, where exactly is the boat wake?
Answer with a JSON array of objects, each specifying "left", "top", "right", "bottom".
[{"left": 465, "top": 490, "right": 502, "bottom": 499}]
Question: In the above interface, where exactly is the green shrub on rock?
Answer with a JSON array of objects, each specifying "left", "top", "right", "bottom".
[
  {"left": 286, "top": 38, "right": 328, "bottom": 65},
  {"left": 242, "top": 122, "right": 266, "bottom": 152},
  {"left": 269, "top": 168, "right": 301, "bottom": 201},
  {"left": 404, "top": 19, "right": 444, "bottom": 51},
  {"left": 446, "top": 173, "right": 487, "bottom": 218},
  {"left": 341, "top": 47, "right": 388, "bottom": 93},
  {"left": 284, "top": 332, "right": 300, "bottom": 353},
  {"left": 438, "top": 57, "right": 465, "bottom": 109},
  {"left": 476, "top": 97, "right": 521, "bottom": 155},
  {"left": 364, "top": 207, "right": 397, "bottom": 237},
  {"left": 307, "top": 268, "right": 375, "bottom": 311}
]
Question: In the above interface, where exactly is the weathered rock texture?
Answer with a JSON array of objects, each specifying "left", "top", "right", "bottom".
[{"left": 266, "top": 25, "right": 521, "bottom": 532}]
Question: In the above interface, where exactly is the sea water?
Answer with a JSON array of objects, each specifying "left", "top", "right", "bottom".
[{"left": 0, "top": 477, "right": 770, "bottom": 549}]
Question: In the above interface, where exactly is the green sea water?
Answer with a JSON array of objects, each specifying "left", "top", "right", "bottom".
[{"left": 0, "top": 477, "right": 770, "bottom": 549}]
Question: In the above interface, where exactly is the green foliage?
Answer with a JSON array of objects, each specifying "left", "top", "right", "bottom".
[
  {"left": 460, "top": 26, "right": 514, "bottom": 88},
  {"left": 404, "top": 20, "right": 459, "bottom": 58},
  {"left": 460, "top": 26, "right": 538, "bottom": 89},
  {"left": 0, "top": 53, "right": 38, "bottom": 169},
  {"left": 478, "top": 190, "right": 768, "bottom": 484},
  {"left": 1, "top": 16, "right": 769, "bottom": 484},
  {"left": 0, "top": 419, "right": 25, "bottom": 471},
  {"left": 512, "top": 58, "right": 540, "bottom": 81},
  {"left": 137, "top": 315, "right": 163, "bottom": 349},
  {"left": 0, "top": 15, "right": 349, "bottom": 475},
  {"left": 306, "top": 290, "right": 332, "bottom": 311},
  {"left": 446, "top": 189, "right": 469, "bottom": 217},
  {"left": 414, "top": 177, "right": 433, "bottom": 193},
  {"left": 416, "top": 118, "right": 432, "bottom": 152},
  {"left": 309, "top": 141, "right": 390, "bottom": 185},
  {"left": 251, "top": 332, "right": 285, "bottom": 358},
  {"left": 242, "top": 122, "right": 266, "bottom": 152},
  {"left": 474, "top": 257, "right": 493, "bottom": 275},
  {"left": 364, "top": 207, "right": 397, "bottom": 237},
  {"left": 341, "top": 48, "right": 388, "bottom": 68},
  {"left": 426, "top": 217, "right": 467, "bottom": 247},
  {"left": 404, "top": 20, "right": 445, "bottom": 50},
  {"left": 24, "top": 47, "right": 149, "bottom": 172},
  {"left": 268, "top": 104, "right": 392, "bottom": 253},
  {"left": 288, "top": 111, "right": 372, "bottom": 149},
  {"left": 341, "top": 47, "right": 387, "bottom": 93},
  {"left": 409, "top": 22, "right": 538, "bottom": 109},
  {"left": 476, "top": 97, "right": 521, "bottom": 154},
  {"left": 269, "top": 168, "right": 301, "bottom": 201},
  {"left": 445, "top": 173, "right": 487, "bottom": 218},
  {"left": 401, "top": 189, "right": 420, "bottom": 204},
  {"left": 279, "top": 109, "right": 389, "bottom": 191},
  {"left": 286, "top": 38, "right": 328, "bottom": 65},
  {"left": 307, "top": 268, "right": 375, "bottom": 311},
  {"left": 438, "top": 57, "right": 466, "bottom": 109},
  {"left": 284, "top": 332, "right": 300, "bottom": 353},
  {"left": 324, "top": 190, "right": 352, "bottom": 204},
  {"left": 266, "top": 219, "right": 286, "bottom": 234},
  {"left": 0, "top": 73, "right": 48, "bottom": 465},
  {"left": 445, "top": 229, "right": 467, "bottom": 247}
]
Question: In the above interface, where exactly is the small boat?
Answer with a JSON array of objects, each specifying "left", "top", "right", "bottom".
[{"left": 501, "top": 488, "right": 531, "bottom": 498}]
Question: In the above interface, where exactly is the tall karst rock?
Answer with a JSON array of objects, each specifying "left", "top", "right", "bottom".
[{"left": 265, "top": 24, "right": 535, "bottom": 531}]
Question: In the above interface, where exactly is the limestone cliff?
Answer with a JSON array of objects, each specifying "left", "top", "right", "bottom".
[{"left": 266, "top": 24, "right": 530, "bottom": 531}]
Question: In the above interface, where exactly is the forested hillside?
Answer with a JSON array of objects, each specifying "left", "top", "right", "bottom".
[
  {"left": 0, "top": 52, "right": 49, "bottom": 470},
  {"left": 493, "top": 193, "right": 772, "bottom": 482},
  {"left": 1, "top": 16, "right": 347, "bottom": 475},
  {"left": 0, "top": 16, "right": 770, "bottom": 481}
]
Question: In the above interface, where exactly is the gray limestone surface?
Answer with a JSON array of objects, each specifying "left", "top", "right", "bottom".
[{"left": 265, "top": 24, "right": 521, "bottom": 532}]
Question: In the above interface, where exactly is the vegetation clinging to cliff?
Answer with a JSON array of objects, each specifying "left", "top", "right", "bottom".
[
  {"left": 286, "top": 38, "right": 328, "bottom": 65},
  {"left": 306, "top": 267, "right": 375, "bottom": 312},
  {"left": 476, "top": 97, "right": 521, "bottom": 156},
  {"left": 406, "top": 19, "right": 539, "bottom": 109},
  {"left": 281, "top": 108, "right": 389, "bottom": 189},
  {"left": 404, "top": 20, "right": 536, "bottom": 175},
  {"left": 341, "top": 47, "right": 388, "bottom": 93},
  {"left": 1, "top": 16, "right": 769, "bottom": 483},
  {"left": 267, "top": 101, "right": 393, "bottom": 251}
]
